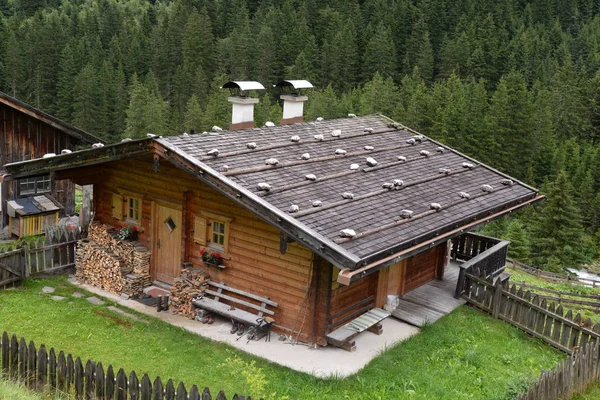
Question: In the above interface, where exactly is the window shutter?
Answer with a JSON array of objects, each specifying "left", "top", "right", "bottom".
[
  {"left": 111, "top": 194, "right": 123, "bottom": 219},
  {"left": 193, "top": 216, "right": 208, "bottom": 245}
]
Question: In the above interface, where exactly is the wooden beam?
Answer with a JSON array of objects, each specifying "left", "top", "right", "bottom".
[{"left": 5, "top": 139, "right": 154, "bottom": 179}]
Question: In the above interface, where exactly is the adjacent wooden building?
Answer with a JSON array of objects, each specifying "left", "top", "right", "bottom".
[
  {"left": 0, "top": 92, "right": 101, "bottom": 231},
  {"left": 5, "top": 115, "right": 543, "bottom": 346}
]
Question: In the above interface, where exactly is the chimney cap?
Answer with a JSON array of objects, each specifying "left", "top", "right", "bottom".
[
  {"left": 274, "top": 80, "right": 314, "bottom": 90},
  {"left": 221, "top": 81, "right": 265, "bottom": 91}
]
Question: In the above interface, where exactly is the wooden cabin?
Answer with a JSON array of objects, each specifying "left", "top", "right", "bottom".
[
  {"left": 5, "top": 115, "right": 543, "bottom": 346},
  {"left": 0, "top": 92, "right": 102, "bottom": 231}
]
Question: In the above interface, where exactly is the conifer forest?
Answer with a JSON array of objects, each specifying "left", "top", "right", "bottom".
[{"left": 1, "top": 0, "right": 600, "bottom": 272}]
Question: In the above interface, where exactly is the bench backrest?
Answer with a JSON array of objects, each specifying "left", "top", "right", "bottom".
[{"left": 206, "top": 281, "right": 278, "bottom": 317}]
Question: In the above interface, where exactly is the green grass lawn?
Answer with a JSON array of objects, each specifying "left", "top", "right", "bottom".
[
  {"left": 506, "top": 266, "right": 600, "bottom": 323},
  {"left": 0, "top": 277, "right": 562, "bottom": 399},
  {"left": 0, "top": 379, "right": 73, "bottom": 400}
]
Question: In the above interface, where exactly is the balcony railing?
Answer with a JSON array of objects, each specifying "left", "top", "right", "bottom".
[{"left": 451, "top": 232, "right": 510, "bottom": 299}]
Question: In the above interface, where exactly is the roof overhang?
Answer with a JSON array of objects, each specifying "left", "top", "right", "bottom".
[
  {"left": 336, "top": 194, "right": 544, "bottom": 284},
  {"left": 0, "top": 92, "right": 104, "bottom": 144},
  {"left": 5, "top": 139, "right": 154, "bottom": 179}
]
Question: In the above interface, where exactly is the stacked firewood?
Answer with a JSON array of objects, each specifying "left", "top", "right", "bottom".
[
  {"left": 169, "top": 269, "right": 210, "bottom": 318},
  {"left": 75, "top": 240, "right": 126, "bottom": 294},
  {"left": 76, "top": 222, "right": 152, "bottom": 296}
]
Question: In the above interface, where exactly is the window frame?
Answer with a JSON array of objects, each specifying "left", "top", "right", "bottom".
[
  {"left": 126, "top": 196, "right": 141, "bottom": 224},
  {"left": 196, "top": 210, "right": 233, "bottom": 255},
  {"left": 18, "top": 175, "right": 51, "bottom": 196}
]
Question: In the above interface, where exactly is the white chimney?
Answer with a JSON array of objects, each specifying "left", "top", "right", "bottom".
[
  {"left": 275, "top": 80, "right": 313, "bottom": 125},
  {"left": 221, "top": 81, "right": 265, "bottom": 130}
]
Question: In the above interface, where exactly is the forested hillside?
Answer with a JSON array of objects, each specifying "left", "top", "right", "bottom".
[{"left": 1, "top": 0, "right": 600, "bottom": 271}]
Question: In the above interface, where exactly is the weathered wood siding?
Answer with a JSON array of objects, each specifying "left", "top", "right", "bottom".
[
  {"left": 0, "top": 102, "right": 79, "bottom": 218},
  {"left": 403, "top": 244, "right": 446, "bottom": 294},
  {"left": 74, "top": 155, "right": 317, "bottom": 342},
  {"left": 376, "top": 259, "right": 405, "bottom": 308},
  {"left": 328, "top": 270, "right": 378, "bottom": 332}
]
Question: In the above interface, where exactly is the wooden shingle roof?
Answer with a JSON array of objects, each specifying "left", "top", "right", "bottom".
[{"left": 159, "top": 115, "right": 540, "bottom": 268}]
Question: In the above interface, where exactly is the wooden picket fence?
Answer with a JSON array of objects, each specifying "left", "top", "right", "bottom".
[
  {"left": 0, "top": 226, "right": 81, "bottom": 288},
  {"left": 462, "top": 272, "right": 600, "bottom": 355},
  {"left": 518, "top": 341, "right": 600, "bottom": 400},
  {"left": 0, "top": 332, "right": 260, "bottom": 400}
]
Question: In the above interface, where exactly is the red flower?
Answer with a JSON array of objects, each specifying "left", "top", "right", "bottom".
[
  {"left": 215, "top": 253, "right": 221, "bottom": 258},
  {"left": 132, "top": 226, "right": 138, "bottom": 232},
  {"left": 200, "top": 249, "right": 205, "bottom": 255}
]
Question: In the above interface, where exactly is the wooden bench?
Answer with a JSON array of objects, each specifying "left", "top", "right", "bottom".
[
  {"left": 192, "top": 281, "right": 278, "bottom": 328},
  {"left": 326, "top": 308, "right": 390, "bottom": 352}
]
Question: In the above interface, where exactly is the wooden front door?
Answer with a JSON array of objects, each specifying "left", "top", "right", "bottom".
[{"left": 153, "top": 204, "right": 182, "bottom": 284}]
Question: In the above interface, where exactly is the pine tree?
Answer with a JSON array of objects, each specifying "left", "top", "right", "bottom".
[
  {"left": 72, "top": 63, "right": 103, "bottom": 137},
  {"left": 403, "top": 15, "right": 434, "bottom": 81},
  {"left": 55, "top": 42, "right": 80, "bottom": 122},
  {"left": 124, "top": 75, "right": 169, "bottom": 139},
  {"left": 362, "top": 23, "right": 397, "bottom": 80},
  {"left": 3, "top": 28, "right": 22, "bottom": 97},
  {"left": 504, "top": 219, "right": 531, "bottom": 263},
  {"left": 359, "top": 72, "right": 399, "bottom": 117},
  {"left": 531, "top": 171, "right": 591, "bottom": 271},
  {"left": 486, "top": 71, "right": 534, "bottom": 180},
  {"left": 183, "top": 95, "right": 204, "bottom": 134}
]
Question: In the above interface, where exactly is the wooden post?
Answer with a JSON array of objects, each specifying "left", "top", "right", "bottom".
[
  {"left": 49, "top": 348, "right": 57, "bottom": 389},
  {"left": 116, "top": 368, "right": 127, "bottom": 400},
  {"left": 22, "top": 244, "right": 30, "bottom": 277},
  {"left": 128, "top": 371, "right": 139, "bottom": 400},
  {"left": 492, "top": 279, "right": 503, "bottom": 319},
  {"left": 1, "top": 332, "right": 8, "bottom": 379},
  {"left": 81, "top": 185, "right": 93, "bottom": 229},
  {"left": 454, "top": 267, "right": 466, "bottom": 299},
  {"left": 37, "top": 345, "right": 48, "bottom": 389}
]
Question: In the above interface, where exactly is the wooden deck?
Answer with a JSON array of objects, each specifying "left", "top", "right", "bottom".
[{"left": 392, "top": 262, "right": 466, "bottom": 327}]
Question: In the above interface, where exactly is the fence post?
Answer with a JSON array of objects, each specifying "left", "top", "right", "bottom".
[
  {"left": 1, "top": 332, "right": 8, "bottom": 378},
  {"left": 492, "top": 279, "right": 503, "bottom": 319},
  {"left": 454, "top": 267, "right": 466, "bottom": 299},
  {"left": 22, "top": 244, "right": 30, "bottom": 278}
]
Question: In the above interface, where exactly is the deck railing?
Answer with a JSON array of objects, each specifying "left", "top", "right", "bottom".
[{"left": 452, "top": 233, "right": 509, "bottom": 299}]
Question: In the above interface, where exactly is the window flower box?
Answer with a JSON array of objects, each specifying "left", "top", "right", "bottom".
[
  {"left": 201, "top": 249, "right": 226, "bottom": 269},
  {"left": 116, "top": 225, "right": 138, "bottom": 241}
]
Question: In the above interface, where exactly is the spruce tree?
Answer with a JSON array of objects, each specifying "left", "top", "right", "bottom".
[
  {"left": 504, "top": 219, "right": 531, "bottom": 263},
  {"left": 362, "top": 23, "right": 397, "bottom": 80},
  {"left": 531, "top": 171, "right": 591, "bottom": 271},
  {"left": 125, "top": 75, "right": 169, "bottom": 139},
  {"left": 183, "top": 95, "right": 204, "bottom": 134},
  {"left": 486, "top": 71, "right": 534, "bottom": 180},
  {"left": 72, "top": 63, "right": 104, "bottom": 137}
]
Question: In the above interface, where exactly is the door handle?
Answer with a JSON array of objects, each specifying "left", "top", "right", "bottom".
[{"left": 157, "top": 238, "right": 161, "bottom": 249}]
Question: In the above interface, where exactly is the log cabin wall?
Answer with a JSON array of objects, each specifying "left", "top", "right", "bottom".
[
  {"left": 403, "top": 243, "right": 447, "bottom": 294},
  {"left": 81, "top": 155, "right": 317, "bottom": 343},
  {"left": 0, "top": 102, "right": 79, "bottom": 222},
  {"left": 328, "top": 268, "right": 378, "bottom": 333}
]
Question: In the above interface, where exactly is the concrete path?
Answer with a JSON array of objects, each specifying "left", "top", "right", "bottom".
[{"left": 69, "top": 278, "right": 420, "bottom": 378}]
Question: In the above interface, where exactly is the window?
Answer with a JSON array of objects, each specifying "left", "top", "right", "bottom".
[
  {"left": 111, "top": 193, "right": 141, "bottom": 224},
  {"left": 19, "top": 175, "right": 51, "bottom": 196},
  {"left": 212, "top": 221, "right": 226, "bottom": 246},
  {"left": 193, "top": 210, "right": 233, "bottom": 253},
  {"left": 127, "top": 197, "right": 140, "bottom": 222}
]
